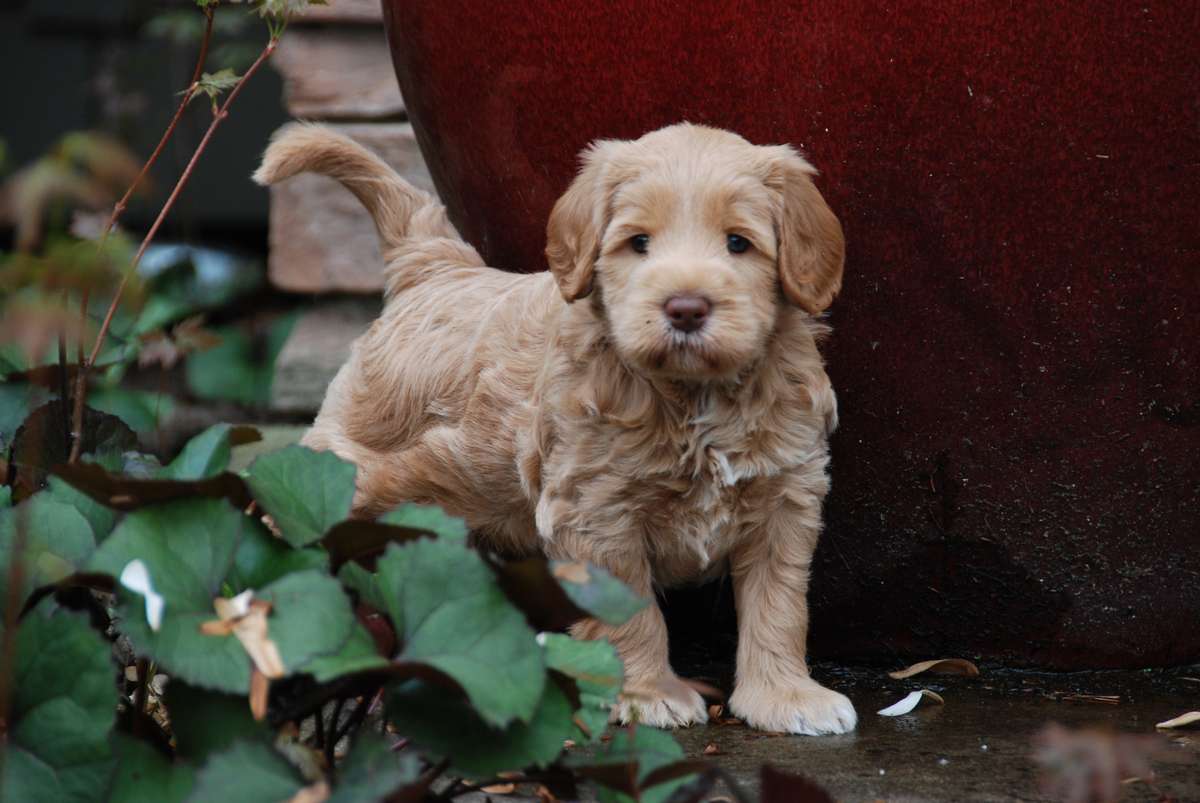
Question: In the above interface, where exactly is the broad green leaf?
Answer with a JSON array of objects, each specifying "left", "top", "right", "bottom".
[
  {"left": 387, "top": 678, "right": 575, "bottom": 777},
  {"left": 161, "top": 424, "right": 260, "bottom": 480},
  {"left": 88, "top": 388, "right": 175, "bottom": 434},
  {"left": 304, "top": 622, "right": 388, "bottom": 683},
  {"left": 379, "top": 502, "right": 468, "bottom": 540},
  {"left": 165, "top": 683, "right": 266, "bottom": 762},
  {"left": 0, "top": 495, "right": 95, "bottom": 603},
  {"left": 553, "top": 561, "right": 647, "bottom": 626},
  {"left": 228, "top": 518, "right": 328, "bottom": 590},
  {"left": 542, "top": 634, "right": 623, "bottom": 742},
  {"left": 0, "top": 381, "right": 47, "bottom": 444},
  {"left": 376, "top": 539, "right": 544, "bottom": 727},
  {"left": 257, "top": 569, "right": 356, "bottom": 672},
  {"left": 328, "top": 732, "right": 420, "bottom": 803},
  {"left": 185, "top": 315, "right": 294, "bottom": 406},
  {"left": 0, "top": 609, "right": 117, "bottom": 803},
  {"left": 89, "top": 499, "right": 250, "bottom": 692},
  {"left": 337, "top": 560, "right": 388, "bottom": 612},
  {"left": 46, "top": 474, "right": 118, "bottom": 541},
  {"left": 0, "top": 486, "right": 10, "bottom": 507},
  {"left": 244, "top": 445, "right": 356, "bottom": 547},
  {"left": 105, "top": 734, "right": 195, "bottom": 803},
  {"left": 568, "top": 727, "right": 691, "bottom": 803},
  {"left": 186, "top": 741, "right": 303, "bottom": 803}
]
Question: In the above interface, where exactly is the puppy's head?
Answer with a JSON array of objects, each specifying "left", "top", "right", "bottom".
[{"left": 546, "top": 123, "right": 844, "bottom": 381}]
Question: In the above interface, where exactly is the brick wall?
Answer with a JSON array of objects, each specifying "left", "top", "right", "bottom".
[{"left": 267, "top": 2, "right": 434, "bottom": 411}]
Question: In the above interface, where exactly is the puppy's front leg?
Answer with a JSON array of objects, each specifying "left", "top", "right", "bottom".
[
  {"left": 727, "top": 494, "right": 856, "bottom": 735},
  {"left": 552, "top": 535, "right": 708, "bottom": 729}
]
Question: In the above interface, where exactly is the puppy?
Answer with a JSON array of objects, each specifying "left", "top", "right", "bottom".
[{"left": 254, "top": 122, "right": 855, "bottom": 735}]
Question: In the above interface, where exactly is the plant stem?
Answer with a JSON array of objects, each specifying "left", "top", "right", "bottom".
[
  {"left": 0, "top": 482, "right": 34, "bottom": 744},
  {"left": 68, "top": 21, "right": 277, "bottom": 464},
  {"left": 68, "top": 5, "right": 215, "bottom": 463}
]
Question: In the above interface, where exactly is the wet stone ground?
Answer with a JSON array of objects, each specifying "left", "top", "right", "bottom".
[{"left": 663, "top": 664, "right": 1200, "bottom": 802}]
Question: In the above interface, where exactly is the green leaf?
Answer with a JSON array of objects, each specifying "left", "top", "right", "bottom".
[
  {"left": 542, "top": 634, "right": 623, "bottom": 742},
  {"left": 88, "top": 388, "right": 175, "bottom": 434},
  {"left": 165, "top": 683, "right": 267, "bottom": 762},
  {"left": 257, "top": 570, "right": 356, "bottom": 672},
  {"left": 567, "top": 727, "right": 691, "bottom": 803},
  {"left": 228, "top": 518, "right": 328, "bottom": 591},
  {"left": 185, "top": 316, "right": 294, "bottom": 406},
  {"left": 0, "top": 609, "right": 117, "bottom": 803},
  {"left": 186, "top": 742, "right": 303, "bottom": 803},
  {"left": 0, "top": 486, "right": 10, "bottom": 508},
  {"left": 375, "top": 539, "right": 544, "bottom": 727},
  {"left": 328, "top": 732, "right": 420, "bottom": 803},
  {"left": 89, "top": 499, "right": 251, "bottom": 693},
  {"left": 337, "top": 560, "right": 388, "bottom": 612},
  {"left": 244, "top": 445, "right": 357, "bottom": 547},
  {"left": 0, "top": 495, "right": 95, "bottom": 604},
  {"left": 46, "top": 474, "right": 118, "bottom": 542},
  {"left": 191, "top": 68, "right": 240, "bottom": 113},
  {"left": 379, "top": 502, "right": 468, "bottom": 540},
  {"left": 160, "top": 424, "right": 260, "bottom": 480},
  {"left": 387, "top": 678, "right": 575, "bottom": 777},
  {"left": 553, "top": 561, "right": 647, "bottom": 626},
  {"left": 0, "top": 381, "right": 47, "bottom": 445},
  {"left": 105, "top": 734, "right": 195, "bottom": 803},
  {"left": 304, "top": 622, "right": 388, "bottom": 683}
]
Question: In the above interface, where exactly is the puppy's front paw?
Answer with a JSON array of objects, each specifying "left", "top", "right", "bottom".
[
  {"left": 729, "top": 679, "right": 856, "bottom": 735},
  {"left": 612, "top": 675, "right": 708, "bottom": 729}
]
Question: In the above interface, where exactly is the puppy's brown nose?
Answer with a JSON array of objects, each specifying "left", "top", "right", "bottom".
[{"left": 664, "top": 295, "right": 711, "bottom": 333}]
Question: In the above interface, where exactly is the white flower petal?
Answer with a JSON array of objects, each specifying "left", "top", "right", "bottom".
[
  {"left": 120, "top": 559, "right": 165, "bottom": 632},
  {"left": 877, "top": 689, "right": 945, "bottom": 717}
]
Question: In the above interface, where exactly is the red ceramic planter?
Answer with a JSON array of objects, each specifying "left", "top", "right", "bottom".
[{"left": 383, "top": 1, "right": 1200, "bottom": 668}]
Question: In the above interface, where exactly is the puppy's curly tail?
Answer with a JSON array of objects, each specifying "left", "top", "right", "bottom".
[{"left": 253, "top": 123, "right": 459, "bottom": 251}]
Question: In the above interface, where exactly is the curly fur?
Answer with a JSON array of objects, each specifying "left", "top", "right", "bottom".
[{"left": 255, "top": 122, "right": 856, "bottom": 734}]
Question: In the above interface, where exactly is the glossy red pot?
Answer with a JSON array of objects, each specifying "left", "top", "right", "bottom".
[{"left": 383, "top": 1, "right": 1200, "bottom": 668}]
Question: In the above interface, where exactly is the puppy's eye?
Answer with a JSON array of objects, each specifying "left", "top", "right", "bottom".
[
  {"left": 726, "top": 234, "right": 751, "bottom": 254},
  {"left": 630, "top": 234, "right": 650, "bottom": 254}
]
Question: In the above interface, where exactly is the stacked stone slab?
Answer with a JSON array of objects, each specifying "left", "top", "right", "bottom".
[{"left": 268, "top": 1, "right": 435, "bottom": 412}]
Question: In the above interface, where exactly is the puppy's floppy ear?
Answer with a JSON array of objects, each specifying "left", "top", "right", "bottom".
[
  {"left": 545, "top": 140, "right": 624, "bottom": 303},
  {"left": 765, "top": 146, "right": 845, "bottom": 313}
]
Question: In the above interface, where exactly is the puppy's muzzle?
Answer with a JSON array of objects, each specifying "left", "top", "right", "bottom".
[{"left": 664, "top": 294, "right": 711, "bottom": 333}]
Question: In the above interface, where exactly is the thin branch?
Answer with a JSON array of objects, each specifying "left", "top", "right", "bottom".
[
  {"left": 102, "top": 5, "right": 216, "bottom": 243},
  {"left": 85, "top": 35, "right": 279, "bottom": 370},
  {"left": 68, "top": 5, "right": 216, "bottom": 463},
  {"left": 69, "top": 20, "right": 278, "bottom": 464}
]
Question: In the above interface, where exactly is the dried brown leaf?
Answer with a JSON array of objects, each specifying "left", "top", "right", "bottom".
[
  {"left": 249, "top": 667, "right": 270, "bottom": 721},
  {"left": 888, "top": 658, "right": 980, "bottom": 680},
  {"left": 201, "top": 591, "right": 285, "bottom": 678},
  {"left": 480, "top": 783, "right": 516, "bottom": 794},
  {"left": 703, "top": 742, "right": 722, "bottom": 756}
]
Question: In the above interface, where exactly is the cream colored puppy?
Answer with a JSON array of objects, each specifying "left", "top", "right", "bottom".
[{"left": 255, "top": 122, "right": 855, "bottom": 735}]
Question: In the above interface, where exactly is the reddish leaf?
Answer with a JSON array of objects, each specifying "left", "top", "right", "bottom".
[{"left": 52, "top": 461, "right": 254, "bottom": 510}]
